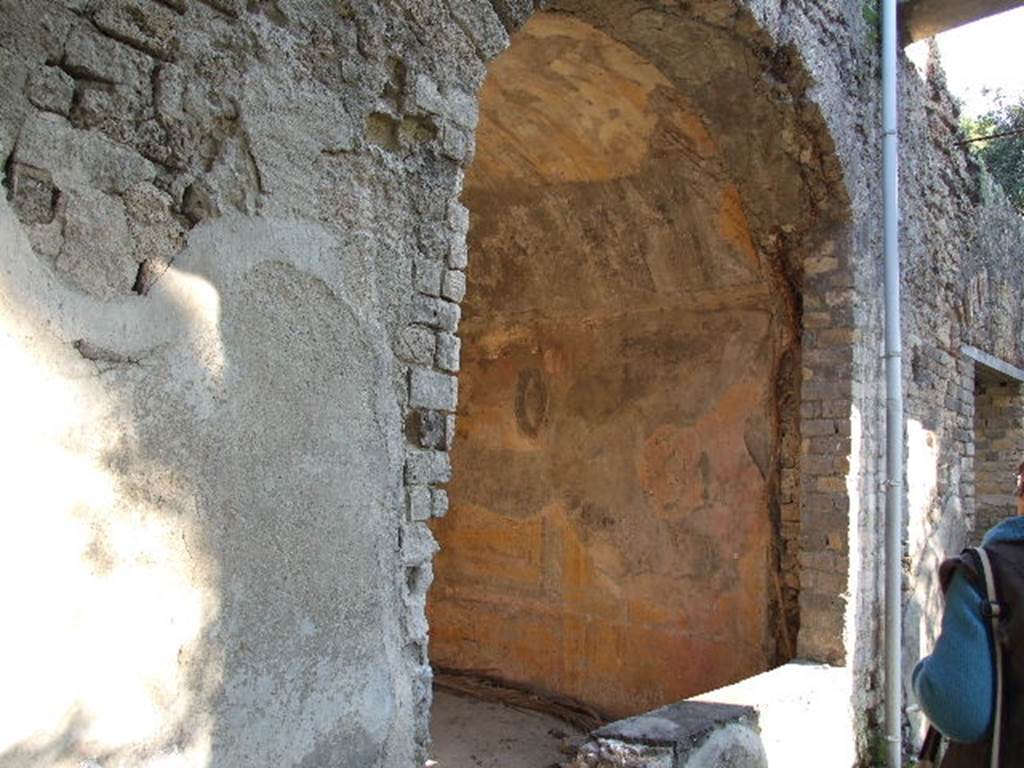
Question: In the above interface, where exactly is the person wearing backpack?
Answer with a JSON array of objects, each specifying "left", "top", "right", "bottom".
[{"left": 913, "top": 461, "right": 1024, "bottom": 767}]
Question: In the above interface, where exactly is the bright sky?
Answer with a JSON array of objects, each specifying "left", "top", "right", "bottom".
[{"left": 935, "top": 6, "right": 1024, "bottom": 117}]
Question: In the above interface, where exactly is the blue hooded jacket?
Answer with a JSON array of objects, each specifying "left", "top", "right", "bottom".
[{"left": 912, "top": 516, "right": 1024, "bottom": 742}]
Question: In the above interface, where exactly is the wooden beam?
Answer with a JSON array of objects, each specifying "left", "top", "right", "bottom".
[{"left": 900, "top": 0, "right": 1024, "bottom": 43}]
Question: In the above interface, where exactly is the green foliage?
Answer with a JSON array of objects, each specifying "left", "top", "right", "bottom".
[
  {"left": 862, "top": 0, "right": 880, "bottom": 47},
  {"left": 862, "top": 0, "right": 879, "bottom": 28},
  {"left": 963, "top": 95, "right": 1024, "bottom": 214}
]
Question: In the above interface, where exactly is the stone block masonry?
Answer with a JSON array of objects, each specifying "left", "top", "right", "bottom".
[
  {"left": 972, "top": 373, "right": 1024, "bottom": 540},
  {"left": 0, "top": 0, "right": 486, "bottom": 765},
  {"left": 2, "top": 1, "right": 1024, "bottom": 767}
]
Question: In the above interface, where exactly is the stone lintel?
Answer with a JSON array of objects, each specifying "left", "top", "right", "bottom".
[
  {"left": 900, "top": 0, "right": 1024, "bottom": 44},
  {"left": 962, "top": 345, "right": 1024, "bottom": 384}
]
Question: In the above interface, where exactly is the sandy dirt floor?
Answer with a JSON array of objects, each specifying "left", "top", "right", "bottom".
[{"left": 427, "top": 688, "right": 584, "bottom": 768}]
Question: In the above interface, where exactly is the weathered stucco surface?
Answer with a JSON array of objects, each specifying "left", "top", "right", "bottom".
[
  {"left": 0, "top": 2, "right": 427, "bottom": 765},
  {"left": 1, "top": 211, "right": 409, "bottom": 766},
  {"left": 1, "top": 0, "right": 1024, "bottom": 766}
]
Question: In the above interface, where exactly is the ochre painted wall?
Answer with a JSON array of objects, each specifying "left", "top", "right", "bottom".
[
  {"left": 428, "top": 14, "right": 789, "bottom": 718},
  {"left": 430, "top": 306, "right": 777, "bottom": 717}
]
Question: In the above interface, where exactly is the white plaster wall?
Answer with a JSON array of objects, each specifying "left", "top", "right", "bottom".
[{"left": 0, "top": 202, "right": 411, "bottom": 766}]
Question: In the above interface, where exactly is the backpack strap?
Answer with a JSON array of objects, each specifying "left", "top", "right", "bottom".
[
  {"left": 939, "top": 551, "right": 979, "bottom": 594},
  {"left": 918, "top": 724, "right": 942, "bottom": 767},
  {"left": 969, "top": 546, "right": 1004, "bottom": 768}
]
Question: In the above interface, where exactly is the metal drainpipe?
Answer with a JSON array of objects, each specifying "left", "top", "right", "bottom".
[{"left": 881, "top": 0, "right": 904, "bottom": 766}]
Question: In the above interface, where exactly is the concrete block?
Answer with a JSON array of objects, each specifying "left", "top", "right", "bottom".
[
  {"left": 681, "top": 723, "right": 768, "bottom": 767},
  {"left": 15, "top": 112, "right": 155, "bottom": 194},
  {"left": 410, "top": 368, "right": 457, "bottom": 412},
  {"left": 26, "top": 66, "right": 74, "bottom": 115},
  {"left": 690, "top": 663, "right": 855, "bottom": 767},
  {"left": 445, "top": 414, "right": 456, "bottom": 451},
  {"left": 444, "top": 87, "right": 478, "bottom": 130},
  {"left": 431, "top": 488, "right": 449, "bottom": 518},
  {"left": 447, "top": 200, "right": 470, "bottom": 236},
  {"left": 440, "top": 123, "right": 474, "bottom": 162},
  {"left": 64, "top": 26, "right": 154, "bottom": 85},
  {"left": 6, "top": 163, "right": 58, "bottom": 224},
  {"left": 435, "top": 332, "right": 461, "bottom": 373},
  {"left": 405, "top": 448, "right": 451, "bottom": 485},
  {"left": 414, "top": 256, "right": 443, "bottom": 296},
  {"left": 395, "top": 324, "right": 437, "bottom": 366},
  {"left": 55, "top": 188, "right": 136, "bottom": 298},
  {"left": 441, "top": 269, "right": 466, "bottom": 302},
  {"left": 410, "top": 74, "right": 445, "bottom": 115},
  {"left": 572, "top": 740, "right": 673, "bottom": 768},
  {"left": 444, "top": 0, "right": 510, "bottom": 60},
  {"left": 404, "top": 599, "right": 428, "bottom": 642},
  {"left": 415, "top": 409, "right": 449, "bottom": 450},
  {"left": 401, "top": 521, "right": 439, "bottom": 567},
  {"left": 411, "top": 295, "right": 460, "bottom": 332},
  {"left": 448, "top": 236, "right": 468, "bottom": 269},
  {"left": 92, "top": 0, "right": 180, "bottom": 60},
  {"left": 408, "top": 484, "right": 432, "bottom": 522}
]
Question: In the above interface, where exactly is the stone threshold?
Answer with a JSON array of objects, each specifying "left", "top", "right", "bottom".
[
  {"left": 571, "top": 700, "right": 764, "bottom": 768},
  {"left": 570, "top": 661, "right": 854, "bottom": 768}
]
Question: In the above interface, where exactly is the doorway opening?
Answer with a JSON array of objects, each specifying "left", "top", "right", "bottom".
[
  {"left": 426, "top": 11, "right": 806, "bottom": 736},
  {"left": 972, "top": 363, "right": 1024, "bottom": 541}
]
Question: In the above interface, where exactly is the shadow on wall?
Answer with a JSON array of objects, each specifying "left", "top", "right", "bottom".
[{"left": 0, "top": 198, "right": 407, "bottom": 767}]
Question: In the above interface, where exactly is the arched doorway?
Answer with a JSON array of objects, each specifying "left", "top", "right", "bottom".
[{"left": 426, "top": 6, "right": 833, "bottom": 724}]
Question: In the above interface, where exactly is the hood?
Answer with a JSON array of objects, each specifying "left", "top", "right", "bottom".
[{"left": 982, "top": 515, "right": 1024, "bottom": 546}]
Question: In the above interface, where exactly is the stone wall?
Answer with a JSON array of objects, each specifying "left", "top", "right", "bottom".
[
  {"left": 0, "top": 0, "right": 860, "bottom": 763},
  {"left": 972, "top": 373, "right": 1024, "bottom": 540},
  {"left": 889, "top": 41, "right": 1024, "bottom": 756},
  {"left": 0, "top": 1, "right": 484, "bottom": 765},
  {"left": 3, "top": 1, "right": 1024, "bottom": 766},
  {"left": 744, "top": 7, "right": 1024, "bottom": 756}
]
